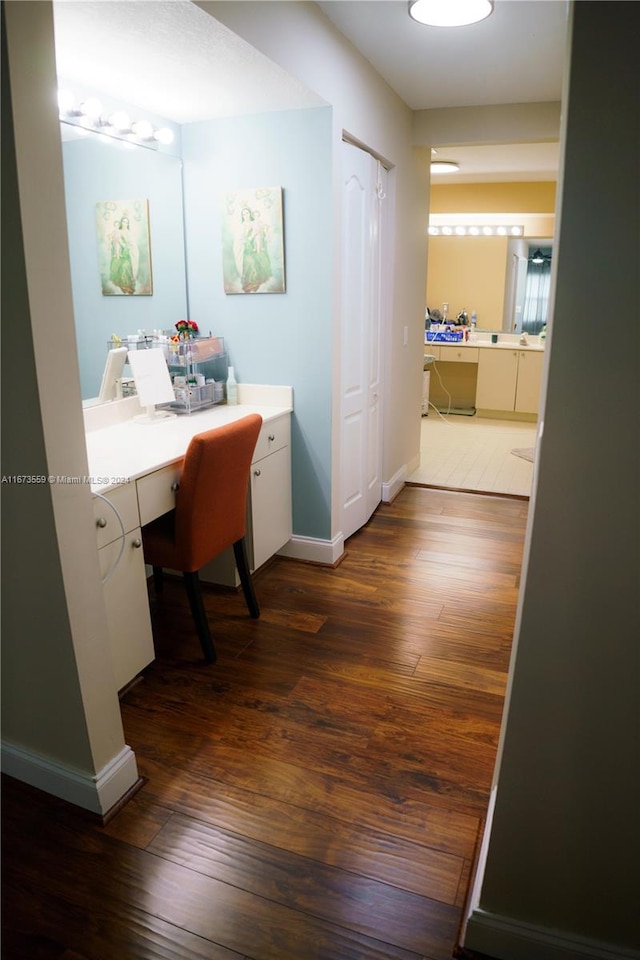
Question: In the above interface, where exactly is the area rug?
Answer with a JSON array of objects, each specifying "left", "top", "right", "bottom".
[{"left": 511, "top": 447, "right": 535, "bottom": 462}]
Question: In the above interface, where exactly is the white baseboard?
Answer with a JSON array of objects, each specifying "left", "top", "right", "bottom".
[
  {"left": 382, "top": 466, "right": 406, "bottom": 503},
  {"left": 465, "top": 908, "right": 640, "bottom": 960},
  {"left": 277, "top": 533, "right": 345, "bottom": 566},
  {"left": 1, "top": 740, "right": 140, "bottom": 816}
]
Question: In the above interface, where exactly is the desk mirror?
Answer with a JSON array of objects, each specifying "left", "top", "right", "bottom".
[{"left": 60, "top": 126, "right": 188, "bottom": 403}]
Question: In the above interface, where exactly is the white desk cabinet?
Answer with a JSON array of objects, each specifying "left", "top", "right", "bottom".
[
  {"left": 86, "top": 392, "right": 294, "bottom": 677},
  {"left": 250, "top": 414, "right": 292, "bottom": 571},
  {"left": 93, "top": 485, "right": 154, "bottom": 691}
]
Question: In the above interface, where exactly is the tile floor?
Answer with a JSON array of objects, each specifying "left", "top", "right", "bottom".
[{"left": 407, "top": 404, "right": 538, "bottom": 497}]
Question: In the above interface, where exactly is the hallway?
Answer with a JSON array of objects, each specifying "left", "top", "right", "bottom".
[{"left": 2, "top": 486, "right": 527, "bottom": 959}]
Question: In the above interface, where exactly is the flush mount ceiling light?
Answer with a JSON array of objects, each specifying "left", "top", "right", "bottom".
[
  {"left": 409, "top": 0, "right": 493, "bottom": 27},
  {"left": 431, "top": 161, "right": 460, "bottom": 174}
]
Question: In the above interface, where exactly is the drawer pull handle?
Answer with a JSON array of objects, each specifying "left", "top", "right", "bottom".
[
  {"left": 132, "top": 538, "right": 142, "bottom": 549},
  {"left": 171, "top": 481, "right": 180, "bottom": 492},
  {"left": 254, "top": 469, "right": 261, "bottom": 477},
  {"left": 268, "top": 434, "right": 275, "bottom": 442},
  {"left": 96, "top": 517, "right": 108, "bottom": 529}
]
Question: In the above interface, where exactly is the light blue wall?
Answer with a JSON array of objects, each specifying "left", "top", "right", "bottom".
[
  {"left": 182, "top": 107, "right": 334, "bottom": 540},
  {"left": 62, "top": 137, "right": 187, "bottom": 398}
]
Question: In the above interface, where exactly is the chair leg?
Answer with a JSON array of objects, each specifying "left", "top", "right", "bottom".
[
  {"left": 152, "top": 566, "right": 164, "bottom": 594},
  {"left": 183, "top": 571, "right": 217, "bottom": 663},
  {"left": 233, "top": 538, "right": 260, "bottom": 619}
]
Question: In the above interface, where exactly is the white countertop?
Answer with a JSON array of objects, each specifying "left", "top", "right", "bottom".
[
  {"left": 85, "top": 386, "right": 292, "bottom": 494},
  {"left": 425, "top": 338, "right": 545, "bottom": 354}
]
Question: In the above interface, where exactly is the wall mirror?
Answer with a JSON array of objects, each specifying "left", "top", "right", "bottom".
[
  {"left": 426, "top": 233, "right": 553, "bottom": 335},
  {"left": 60, "top": 124, "right": 188, "bottom": 402}
]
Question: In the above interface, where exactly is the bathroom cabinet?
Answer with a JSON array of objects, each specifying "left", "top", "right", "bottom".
[
  {"left": 475, "top": 349, "right": 543, "bottom": 415},
  {"left": 249, "top": 414, "right": 292, "bottom": 571}
]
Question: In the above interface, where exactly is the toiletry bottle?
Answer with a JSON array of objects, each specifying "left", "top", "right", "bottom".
[
  {"left": 540, "top": 323, "right": 547, "bottom": 342},
  {"left": 226, "top": 366, "right": 238, "bottom": 405},
  {"left": 471, "top": 311, "right": 477, "bottom": 329}
]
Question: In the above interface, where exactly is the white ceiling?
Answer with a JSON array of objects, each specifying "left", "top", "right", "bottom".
[
  {"left": 52, "top": 0, "right": 569, "bottom": 183},
  {"left": 317, "top": 1, "right": 568, "bottom": 111}
]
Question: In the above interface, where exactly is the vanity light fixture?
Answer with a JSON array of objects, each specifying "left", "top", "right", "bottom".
[
  {"left": 428, "top": 224, "right": 524, "bottom": 237},
  {"left": 57, "top": 88, "right": 175, "bottom": 149},
  {"left": 409, "top": 0, "right": 493, "bottom": 27},
  {"left": 431, "top": 160, "right": 460, "bottom": 174}
]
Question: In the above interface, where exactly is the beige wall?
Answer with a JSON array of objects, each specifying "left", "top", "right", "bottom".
[
  {"left": 426, "top": 235, "right": 508, "bottom": 327},
  {"left": 430, "top": 181, "right": 556, "bottom": 214},
  {"left": 464, "top": 3, "right": 640, "bottom": 955},
  {"left": 427, "top": 181, "right": 557, "bottom": 330}
]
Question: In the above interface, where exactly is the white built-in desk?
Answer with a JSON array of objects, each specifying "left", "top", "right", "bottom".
[{"left": 85, "top": 385, "right": 293, "bottom": 689}]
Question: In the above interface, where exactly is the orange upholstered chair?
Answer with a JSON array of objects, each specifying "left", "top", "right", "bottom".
[{"left": 142, "top": 414, "right": 263, "bottom": 663}]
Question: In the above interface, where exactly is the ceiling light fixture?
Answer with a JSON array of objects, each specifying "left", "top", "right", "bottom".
[
  {"left": 409, "top": 0, "right": 493, "bottom": 27},
  {"left": 431, "top": 161, "right": 460, "bottom": 174},
  {"left": 530, "top": 248, "right": 551, "bottom": 264}
]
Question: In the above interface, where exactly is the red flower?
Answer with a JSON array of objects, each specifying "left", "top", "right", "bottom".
[{"left": 174, "top": 320, "right": 199, "bottom": 338}]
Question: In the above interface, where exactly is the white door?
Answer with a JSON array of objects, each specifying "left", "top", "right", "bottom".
[{"left": 340, "top": 140, "right": 386, "bottom": 542}]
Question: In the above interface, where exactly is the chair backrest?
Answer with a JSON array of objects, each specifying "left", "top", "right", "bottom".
[{"left": 173, "top": 414, "right": 262, "bottom": 571}]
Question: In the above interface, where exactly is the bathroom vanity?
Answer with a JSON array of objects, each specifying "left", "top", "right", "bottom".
[
  {"left": 425, "top": 337, "right": 545, "bottom": 418},
  {"left": 85, "top": 385, "right": 293, "bottom": 690}
]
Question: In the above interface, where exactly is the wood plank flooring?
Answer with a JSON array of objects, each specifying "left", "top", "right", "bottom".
[{"left": 1, "top": 486, "right": 527, "bottom": 960}]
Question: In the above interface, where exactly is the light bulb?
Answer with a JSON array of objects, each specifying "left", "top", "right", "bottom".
[
  {"left": 57, "top": 89, "right": 75, "bottom": 115},
  {"left": 79, "top": 98, "right": 103, "bottom": 121},
  {"left": 108, "top": 111, "right": 131, "bottom": 132},
  {"left": 131, "top": 120, "right": 154, "bottom": 140},
  {"left": 154, "top": 127, "right": 175, "bottom": 145}
]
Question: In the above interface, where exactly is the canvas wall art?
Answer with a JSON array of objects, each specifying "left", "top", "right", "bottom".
[
  {"left": 221, "top": 187, "right": 285, "bottom": 294},
  {"left": 96, "top": 199, "right": 153, "bottom": 296}
]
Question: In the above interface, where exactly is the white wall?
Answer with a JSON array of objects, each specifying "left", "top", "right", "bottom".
[
  {"left": 464, "top": 4, "right": 640, "bottom": 957},
  {"left": 198, "top": 1, "right": 431, "bottom": 528},
  {"left": 2, "top": 2, "right": 139, "bottom": 814}
]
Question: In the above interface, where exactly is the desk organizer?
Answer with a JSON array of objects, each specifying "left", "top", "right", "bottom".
[{"left": 164, "top": 337, "right": 228, "bottom": 415}]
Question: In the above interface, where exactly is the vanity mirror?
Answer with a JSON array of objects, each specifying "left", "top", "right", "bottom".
[
  {"left": 60, "top": 127, "right": 188, "bottom": 402},
  {"left": 426, "top": 233, "right": 553, "bottom": 335}
]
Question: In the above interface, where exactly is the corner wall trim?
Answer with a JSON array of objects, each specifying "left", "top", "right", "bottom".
[
  {"left": 382, "top": 467, "right": 406, "bottom": 503},
  {"left": 277, "top": 533, "right": 344, "bottom": 566},
  {"left": 1, "top": 740, "right": 139, "bottom": 815},
  {"left": 465, "top": 908, "right": 640, "bottom": 960}
]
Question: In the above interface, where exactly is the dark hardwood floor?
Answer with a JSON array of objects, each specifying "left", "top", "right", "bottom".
[{"left": 1, "top": 486, "right": 527, "bottom": 960}]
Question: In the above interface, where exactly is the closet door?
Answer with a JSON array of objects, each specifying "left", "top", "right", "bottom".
[{"left": 340, "top": 140, "right": 386, "bottom": 542}]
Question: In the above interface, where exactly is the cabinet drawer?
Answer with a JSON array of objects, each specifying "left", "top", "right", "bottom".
[
  {"left": 252, "top": 416, "right": 291, "bottom": 463},
  {"left": 137, "top": 462, "right": 182, "bottom": 527},
  {"left": 93, "top": 482, "right": 139, "bottom": 548},
  {"left": 438, "top": 346, "right": 479, "bottom": 364}
]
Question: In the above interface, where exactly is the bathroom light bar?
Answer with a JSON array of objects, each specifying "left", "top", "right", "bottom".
[
  {"left": 428, "top": 225, "right": 524, "bottom": 237},
  {"left": 57, "top": 89, "right": 174, "bottom": 149}
]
